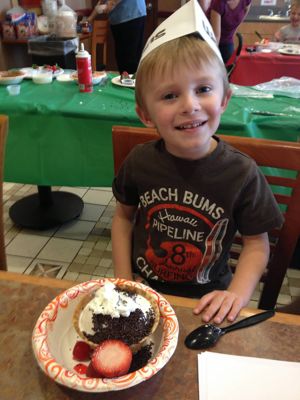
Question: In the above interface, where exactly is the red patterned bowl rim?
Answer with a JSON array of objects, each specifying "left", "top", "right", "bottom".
[{"left": 32, "top": 278, "right": 179, "bottom": 393}]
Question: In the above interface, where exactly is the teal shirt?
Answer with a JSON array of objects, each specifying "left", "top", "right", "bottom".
[{"left": 109, "top": 0, "right": 146, "bottom": 25}]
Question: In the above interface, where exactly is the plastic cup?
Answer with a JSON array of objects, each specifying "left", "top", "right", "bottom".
[{"left": 7, "top": 84, "right": 21, "bottom": 96}]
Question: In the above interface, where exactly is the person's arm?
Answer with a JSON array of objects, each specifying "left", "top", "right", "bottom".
[
  {"left": 210, "top": 9, "right": 222, "bottom": 43},
  {"left": 274, "top": 27, "right": 284, "bottom": 42},
  {"left": 112, "top": 201, "right": 137, "bottom": 280},
  {"left": 86, "top": 3, "right": 101, "bottom": 23},
  {"left": 106, "top": 0, "right": 121, "bottom": 12},
  {"left": 193, "top": 232, "right": 269, "bottom": 323},
  {"left": 233, "top": 4, "right": 250, "bottom": 37},
  {"left": 86, "top": 0, "right": 121, "bottom": 23}
]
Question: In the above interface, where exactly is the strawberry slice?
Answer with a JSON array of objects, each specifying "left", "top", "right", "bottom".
[
  {"left": 91, "top": 340, "right": 132, "bottom": 378},
  {"left": 72, "top": 341, "right": 93, "bottom": 361}
]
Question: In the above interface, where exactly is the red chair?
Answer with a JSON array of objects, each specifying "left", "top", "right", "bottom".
[
  {"left": 112, "top": 125, "right": 300, "bottom": 310},
  {"left": 0, "top": 115, "right": 8, "bottom": 271},
  {"left": 226, "top": 32, "right": 243, "bottom": 79}
]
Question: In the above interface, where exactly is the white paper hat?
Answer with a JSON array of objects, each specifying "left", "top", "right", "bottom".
[{"left": 141, "top": 0, "right": 222, "bottom": 62}]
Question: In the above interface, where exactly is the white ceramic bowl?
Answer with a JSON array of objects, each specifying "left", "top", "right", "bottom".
[
  {"left": 0, "top": 70, "right": 25, "bottom": 85},
  {"left": 32, "top": 278, "right": 179, "bottom": 393}
]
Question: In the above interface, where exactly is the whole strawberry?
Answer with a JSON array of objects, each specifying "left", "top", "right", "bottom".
[
  {"left": 92, "top": 340, "right": 132, "bottom": 378},
  {"left": 72, "top": 341, "right": 93, "bottom": 361}
]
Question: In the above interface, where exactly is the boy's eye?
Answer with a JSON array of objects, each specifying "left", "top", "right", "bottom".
[
  {"left": 163, "top": 93, "right": 177, "bottom": 100},
  {"left": 197, "top": 86, "right": 211, "bottom": 94}
]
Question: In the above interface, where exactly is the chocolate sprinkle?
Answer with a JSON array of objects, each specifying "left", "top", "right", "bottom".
[
  {"left": 129, "top": 343, "right": 153, "bottom": 373},
  {"left": 84, "top": 309, "right": 155, "bottom": 346}
]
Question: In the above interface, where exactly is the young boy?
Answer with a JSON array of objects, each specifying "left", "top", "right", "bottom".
[
  {"left": 112, "top": 0, "right": 283, "bottom": 324},
  {"left": 274, "top": 0, "right": 300, "bottom": 43}
]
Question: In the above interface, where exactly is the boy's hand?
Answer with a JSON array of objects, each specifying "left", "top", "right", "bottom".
[{"left": 193, "top": 290, "right": 246, "bottom": 324}]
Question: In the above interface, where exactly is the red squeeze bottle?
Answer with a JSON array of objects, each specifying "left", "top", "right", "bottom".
[{"left": 76, "top": 43, "right": 93, "bottom": 93}]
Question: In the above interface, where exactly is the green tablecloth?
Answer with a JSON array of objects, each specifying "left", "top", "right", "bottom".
[
  {"left": 1, "top": 75, "right": 300, "bottom": 187},
  {"left": 220, "top": 96, "right": 300, "bottom": 141}
]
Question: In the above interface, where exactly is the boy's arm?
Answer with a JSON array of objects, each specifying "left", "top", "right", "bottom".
[
  {"left": 193, "top": 233, "right": 269, "bottom": 323},
  {"left": 112, "top": 201, "right": 137, "bottom": 280}
]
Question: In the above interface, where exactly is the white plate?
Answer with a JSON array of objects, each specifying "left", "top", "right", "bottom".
[
  {"left": 278, "top": 46, "right": 300, "bottom": 56},
  {"left": 56, "top": 73, "right": 73, "bottom": 83},
  {"left": 111, "top": 75, "right": 135, "bottom": 88},
  {"left": 32, "top": 278, "right": 179, "bottom": 393}
]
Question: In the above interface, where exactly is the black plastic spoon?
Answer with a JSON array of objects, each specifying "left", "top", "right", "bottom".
[{"left": 185, "top": 309, "right": 275, "bottom": 350}]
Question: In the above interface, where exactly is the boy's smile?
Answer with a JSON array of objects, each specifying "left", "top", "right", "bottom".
[{"left": 136, "top": 63, "right": 231, "bottom": 160}]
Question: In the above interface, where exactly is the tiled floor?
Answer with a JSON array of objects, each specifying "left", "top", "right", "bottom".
[{"left": 4, "top": 182, "right": 300, "bottom": 309}]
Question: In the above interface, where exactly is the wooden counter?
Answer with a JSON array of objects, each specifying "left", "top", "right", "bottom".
[
  {"left": 238, "top": 21, "right": 287, "bottom": 45},
  {"left": 0, "top": 271, "right": 299, "bottom": 400}
]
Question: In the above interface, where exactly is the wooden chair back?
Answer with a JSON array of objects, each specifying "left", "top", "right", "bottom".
[
  {"left": 91, "top": 18, "right": 109, "bottom": 71},
  {"left": 112, "top": 125, "right": 300, "bottom": 310},
  {"left": 227, "top": 32, "right": 243, "bottom": 79},
  {"left": 0, "top": 115, "right": 8, "bottom": 271}
]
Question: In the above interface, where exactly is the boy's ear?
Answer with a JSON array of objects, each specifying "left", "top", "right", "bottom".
[
  {"left": 136, "top": 104, "right": 155, "bottom": 127},
  {"left": 220, "top": 88, "right": 232, "bottom": 114}
]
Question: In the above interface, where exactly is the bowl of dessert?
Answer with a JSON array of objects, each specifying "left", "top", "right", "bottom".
[
  {"left": 32, "top": 278, "right": 179, "bottom": 393},
  {"left": 0, "top": 70, "right": 26, "bottom": 85}
]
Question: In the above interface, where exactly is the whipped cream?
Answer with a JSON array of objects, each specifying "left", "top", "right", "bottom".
[{"left": 78, "top": 282, "right": 152, "bottom": 334}]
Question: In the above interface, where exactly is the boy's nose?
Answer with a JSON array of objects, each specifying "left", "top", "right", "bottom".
[{"left": 182, "top": 94, "right": 200, "bottom": 114}]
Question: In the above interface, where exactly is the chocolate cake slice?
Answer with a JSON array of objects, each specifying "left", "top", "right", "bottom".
[{"left": 73, "top": 281, "right": 160, "bottom": 350}]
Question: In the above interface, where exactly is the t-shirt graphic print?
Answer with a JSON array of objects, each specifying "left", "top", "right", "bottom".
[{"left": 135, "top": 189, "right": 229, "bottom": 284}]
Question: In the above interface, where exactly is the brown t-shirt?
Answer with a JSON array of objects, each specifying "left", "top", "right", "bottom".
[{"left": 113, "top": 136, "right": 284, "bottom": 298}]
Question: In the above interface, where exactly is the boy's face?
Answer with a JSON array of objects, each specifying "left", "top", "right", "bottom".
[
  {"left": 290, "top": 6, "right": 300, "bottom": 27},
  {"left": 136, "top": 63, "right": 231, "bottom": 160}
]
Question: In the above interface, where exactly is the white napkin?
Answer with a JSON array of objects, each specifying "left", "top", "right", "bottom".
[{"left": 198, "top": 351, "right": 300, "bottom": 400}]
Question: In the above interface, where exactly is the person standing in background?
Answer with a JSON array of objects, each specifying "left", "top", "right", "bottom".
[
  {"left": 87, "top": 0, "right": 146, "bottom": 74},
  {"left": 209, "top": 0, "right": 251, "bottom": 63}
]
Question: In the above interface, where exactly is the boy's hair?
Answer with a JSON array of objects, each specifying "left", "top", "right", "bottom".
[
  {"left": 291, "top": 0, "right": 300, "bottom": 9},
  {"left": 135, "top": 34, "right": 229, "bottom": 110}
]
